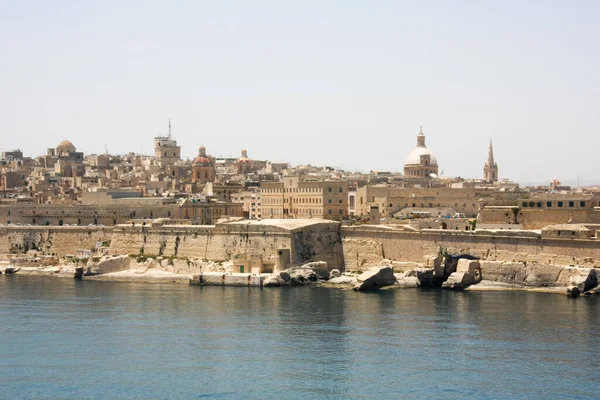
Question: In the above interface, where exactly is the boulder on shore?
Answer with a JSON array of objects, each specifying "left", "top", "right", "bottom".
[
  {"left": 329, "top": 269, "right": 341, "bottom": 279},
  {"left": 327, "top": 275, "right": 358, "bottom": 286},
  {"left": 443, "top": 260, "right": 481, "bottom": 290},
  {"left": 353, "top": 266, "right": 396, "bottom": 291},
  {"left": 442, "top": 272, "right": 473, "bottom": 290},
  {"left": 567, "top": 286, "right": 581, "bottom": 298},
  {"left": 4, "top": 267, "right": 20, "bottom": 275},
  {"left": 85, "top": 255, "right": 130, "bottom": 276},
  {"left": 264, "top": 274, "right": 290, "bottom": 287},
  {"left": 556, "top": 267, "right": 597, "bottom": 292},
  {"left": 286, "top": 267, "right": 317, "bottom": 285}
]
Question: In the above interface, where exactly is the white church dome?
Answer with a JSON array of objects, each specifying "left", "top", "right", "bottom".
[{"left": 404, "top": 146, "right": 438, "bottom": 166}]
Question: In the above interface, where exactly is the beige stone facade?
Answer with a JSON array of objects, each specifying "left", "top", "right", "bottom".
[
  {"left": 260, "top": 176, "right": 348, "bottom": 221},
  {"left": 355, "top": 186, "right": 522, "bottom": 218}
]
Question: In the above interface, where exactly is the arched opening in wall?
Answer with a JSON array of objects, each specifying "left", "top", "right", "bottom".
[
  {"left": 94, "top": 218, "right": 98, "bottom": 225},
  {"left": 78, "top": 219, "right": 81, "bottom": 225},
  {"left": 113, "top": 219, "right": 117, "bottom": 225},
  {"left": 440, "top": 222, "right": 448, "bottom": 230},
  {"left": 59, "top": 220, "right": 63, "bottom": 226}
]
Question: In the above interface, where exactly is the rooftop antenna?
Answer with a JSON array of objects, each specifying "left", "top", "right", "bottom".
[{"left": 168, "top": 118, "right": 172, "bottom": 139}]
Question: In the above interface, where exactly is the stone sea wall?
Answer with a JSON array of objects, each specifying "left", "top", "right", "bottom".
[
  {"left": 108, "top": 222, "right": 344, "bottom": 269},
  {"left": 2, "top": 223, "right": 600, "bottom": 274},
  {"left": 341, "top": 226, "right": 600, "bottom": 271},
  {"left": 0, "top": 226, "right": 112, "bottom": 258}
]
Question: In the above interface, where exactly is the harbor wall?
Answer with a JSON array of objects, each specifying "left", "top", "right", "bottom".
[{"left": 2, "top": 223, "right": 600, "bottom": 272}]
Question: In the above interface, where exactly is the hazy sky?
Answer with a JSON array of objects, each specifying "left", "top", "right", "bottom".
[{"left": 1, "top": 1, "right": 599, "bottom": 183}]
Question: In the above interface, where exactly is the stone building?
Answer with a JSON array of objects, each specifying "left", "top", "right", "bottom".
[
  {"left": 483, "top": 140, "right": 499, "bottom": 182},
  {"left": 260, "top": 176, "right": 348, "bottom": 221},
  {"left": 0, "top": 197, "right": 242, "bottom": 226},
  {"left": 1, "top": 149, "right": 23, "bottom": 161},
  {"left": 355, "top": 185, "right": 523, "bottom": 218},
  {"left": 479, "top": 192, "right": 600, "bottom": 229},
  {"left": 191, "top": 146, "right": 215, "bottom": 184},
  {"left": 403, "top": 127, "right": 439, "bottom": 184},
  {"left": 236, "top": 149, "right": 252, "bottom": 174},
  {"left": 154, "top": 119, "right": 181, "bottom": 165},
  {"left": 38, "top": 140, "right": 84, "bottom": 168}
]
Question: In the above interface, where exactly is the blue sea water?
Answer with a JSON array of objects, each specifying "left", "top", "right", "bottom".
[{"left": 0, "top": 275, "right": 598, "bottom": 399}]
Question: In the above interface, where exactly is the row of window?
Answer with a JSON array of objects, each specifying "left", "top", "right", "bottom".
[
  {"left": 262, "top": 186, "right": 345, "bottom": 194},
  {"left": 522, "top": 201, "right": 587, "bottom": 208}
]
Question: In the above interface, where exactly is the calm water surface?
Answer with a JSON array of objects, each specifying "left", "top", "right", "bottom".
[{"left": 0, "top": 275, "right": 598, "bottom": 399}]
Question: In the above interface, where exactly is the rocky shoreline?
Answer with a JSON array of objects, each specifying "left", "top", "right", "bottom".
[{"left": 2, "top": 254, "right": 599, "bottom": 298}]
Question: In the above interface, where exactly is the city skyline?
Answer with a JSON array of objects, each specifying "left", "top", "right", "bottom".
[{"left": 1, "top": 1, "right": 599, "bottom": 182}]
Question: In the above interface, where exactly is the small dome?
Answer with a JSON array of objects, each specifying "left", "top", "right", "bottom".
[
  {"left": 57, "top": 140, "right": 76, "bottom": 151},
  {"left": 193, "top": 156, "right": 212, "bottom": 165},
  {"left": 237, "top": 149, "right": 251, "bottom": 164},
  {"left": 404, "top": 147, "right": 438, "bottom": 166}
]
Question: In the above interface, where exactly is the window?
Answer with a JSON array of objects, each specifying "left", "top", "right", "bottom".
[
  {"left": 339, "top": 209, "right": 343, "bottom": 214},
  {"left": 580, "top": 201, "right": 586, "bottom": 207},
  {"left": 328, "top": 187, "right": 332, "bottom": 193},
  {"left": 522, "top": 202, "right": 528, "bottom": 207},
  {"left": 328, "top": 209, "right": 332, "bottom": 215},
  {"left": 569, "top": 201, "right": 574, "bottom": 208},
  {"left": 340, "top": 200, "right": 343, "bottom": 204},
  {"left": 339, "top": 187, "right": 343, "bottom": 193},
  {"left": 558, "top": 201, "right": 563, "bottom": 207},
  {"left": 328, "top": 199, "right": 332, "bottom": 204},
  {"left": 546, "top": 201, "right": 552, "bottom": 207},
  {"left": 537, "top": 202, "right": 542, "bottom": 208}
]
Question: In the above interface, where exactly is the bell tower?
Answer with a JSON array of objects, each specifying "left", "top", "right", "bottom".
[{"left": 484, "top": 139, "right": 498, "bottom": 182}]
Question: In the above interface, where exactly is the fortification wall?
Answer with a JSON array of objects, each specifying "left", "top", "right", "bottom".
[
  {"left": 2, "top": 223, "right": 598, "bottom": 272},
  {"left": 341, "top": 226, "right": 600, "bottom": 271},
  {"left": 0, "top": 226, "right": 112, "bottom": 257},
  {"left": 108, "top": 222, "right": 344, "bottom": 269},
  {"left": 479, "top": 208, "right": 600, "bottom": 229}
]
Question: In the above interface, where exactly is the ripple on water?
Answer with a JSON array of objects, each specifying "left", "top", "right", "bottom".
[{"left": 0, "top": 277, "right": 599, "bottom": 399}]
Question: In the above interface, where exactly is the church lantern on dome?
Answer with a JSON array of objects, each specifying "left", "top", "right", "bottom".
[{"left": 403, "top": 127, "right": 439, "bottom": 180}]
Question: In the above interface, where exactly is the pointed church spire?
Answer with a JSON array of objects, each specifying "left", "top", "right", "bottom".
[
  {"left": 484, "top": 138, "right": 499, "bottom": 182},
  {"left": 487, "top": 139, "right": 495, "bottom": 166},
  {"left": 168, "top": 118, "right": 172, "bottom": 139}
]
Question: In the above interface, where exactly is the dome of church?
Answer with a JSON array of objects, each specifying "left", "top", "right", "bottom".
[
  {"left": 193, "top": 145, "right": 212, "bottom": 165},
  {"left": 404, "top": 127, "right": 438, "bottom": 166},
  {"left": 404, "top": 146, "right": 438, "bottom": 166},
  {"left": 237, "top": 149, "right": 251, "bottom": 164},
  {"left": 57, "top": 140, "right": 76, "bottom": 151},
  {"left": 193, "top": 156, "right": 212, "bottom": 165}
]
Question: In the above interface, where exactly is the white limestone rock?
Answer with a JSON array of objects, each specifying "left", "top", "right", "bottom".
[
  {"left": 327, "top": 276, "right": 358, "bottom": 286},
  {"left": 442, "top": 272, "right": 474, "bottom": 290},
  {"left": 264, "top": 274, "right": 290, "bottom": 287},
  {"left": 353, "top": 266, "right": 396, "bottom": 291},
  {"left": 329, "top": 269, "right": 341, "bottom": 279},
  {"left": 525, "top": 264, "right": 564, "bottom": 287},
  {"left": 286, "top": 267, "right": 318, "bottom": 285},
  {"left": 556, "top": 267, "right": 597, "bottom": 292},
  {"left": 85, "top": 255, "right": 130, "bottom": 276},
  {"left": 480, "top": 261, "right": 526, "bottom": 285}
]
